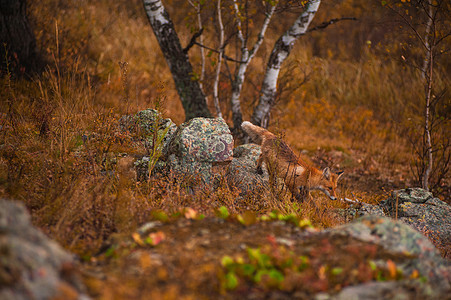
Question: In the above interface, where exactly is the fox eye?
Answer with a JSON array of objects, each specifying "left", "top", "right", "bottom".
[{"left": 328, "top": 187, "right": 333, "bottom": 191}]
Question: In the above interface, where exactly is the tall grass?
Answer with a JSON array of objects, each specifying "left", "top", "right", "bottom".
[{"left": 0, "top": 0, "right": 448, "bottom": 255}]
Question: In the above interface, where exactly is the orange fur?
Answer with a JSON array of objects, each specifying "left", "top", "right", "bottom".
[{"left": 241, "top": 121, "right": 343, "bottom": 201}]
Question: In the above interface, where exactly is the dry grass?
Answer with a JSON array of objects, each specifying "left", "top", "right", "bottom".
[{"left": 0, "top": 0, "right": 448, "bottom": 256}]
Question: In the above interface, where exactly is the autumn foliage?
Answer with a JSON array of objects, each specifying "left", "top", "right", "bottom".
[{"left": 0, "top": 0, "right": 449, "bottom": 263}]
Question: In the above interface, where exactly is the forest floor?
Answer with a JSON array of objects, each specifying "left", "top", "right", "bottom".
[{"left": 76, "top": 146, "right": 429, "bottom": 300}]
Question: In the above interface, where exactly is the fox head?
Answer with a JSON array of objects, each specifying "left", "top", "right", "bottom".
[{"left": 311, "top": 167, "right": 344, "bottom": 200}]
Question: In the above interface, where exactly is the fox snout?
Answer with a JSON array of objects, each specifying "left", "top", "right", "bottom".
[{"left": 316, "top": 168, "right": 344, "bottom": 201}]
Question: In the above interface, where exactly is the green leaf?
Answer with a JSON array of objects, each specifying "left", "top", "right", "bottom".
[
  {"left": 280, "top": 213, "right": 296, "bottom": 222},
  {"left": 221, "top": 255, "right": 234, "bottom": 268},
  {"left": 241, "top": 264, "right": 256, "bottom": 277},
  {"left": 268, "top": 269, "right": 285, "bottom": 282},
  {"left": 247, "top": 248, "right": 261, "bottom": 261},
  {"left": 260, "top": 215, "right": 270, "bottom": 221},
  {"left": 104, "top": 246, "right": 116, "bottom": 258},
  {"left": 298, "top": 256, "right": 309, "bottom": 270},
  {"left": 254, "top": 269, "right": 269, "bottom": 283},
  {"left": 376, "top": 271, "right": 386, "bottom": 281},
  {"left": 225, "top": 272, "right": 238, "bottom": 290},
  {"left": 151, "top": 210, "right": 169, "bottom": 222},
  {"left": 217, "top": 206, "right": 229, "bottom": 219},
  {"left": 299, "top": 218, "right": 312, "bottom": 228},
  {"left": 369, "top": 260, "right": 377, "bottom": 271},
  {"left": 247, "top": 248, "right": 271, "bottom": 268},
  {"left": 269, "top": 211, "right": 278, "bottom": 219},
  {"left": 332, "top": 267, "right": 343, "bottom": 275}
]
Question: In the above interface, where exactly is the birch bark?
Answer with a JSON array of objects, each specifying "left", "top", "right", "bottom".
[
  {"left": 422, "top": 0, "right": 434, "bottom": 191},
  {"left": 143, "top": 0, "right": 211, "bottom": 120},
  {"left": 188, "top": 0, "right": 206, "bottom": 91},
  {"left": 212, "top": 0, "right": 224, "bottom": 118},
  {"left": 230, "top": 0, "right": 276, "bottom": 132},
  {"left": 251, "top": 0, "right": 321, "bottom": 127}
]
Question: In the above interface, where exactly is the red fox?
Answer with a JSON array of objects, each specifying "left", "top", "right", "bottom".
[{"left": 241, "top": 121, "right": 343, "bottom": 201}]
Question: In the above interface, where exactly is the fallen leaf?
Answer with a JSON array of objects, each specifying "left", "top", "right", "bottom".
[
  {"left": 184, "top": 207, "right": 198, "bottom": 219},
  {"left": 145, "top": 231, "right": 166, "bottom": 246},
  {"left": 132, "top": 232, "right": 145, "bottom": 246},
  {"left": 387, "top": 259, "right": 397, "bottom": 278},
  {"left": 410, "top": 269, "right": 419, "bottom": 279},
  {"left": 318, "top": 265, "right": 327, "bottom": 280}
]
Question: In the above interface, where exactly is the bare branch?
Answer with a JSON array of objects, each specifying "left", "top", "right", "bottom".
[
  {"left": 183, "top": 28, "right": 204, "bottom": 54},
  {"left": 193, "top": 42, "right": 246, "bottom": 63},
  {"left": 385, "top": 3, "right": 428, "bottom": 49},
  {"left": 233, "top": 0, "right": 245, "bottom": 46},
  {"left": 248, "top": 2, "right": 277, "bottom": 59},
  {"left": 307, "top": 17, "right": 357, "bottom": 33}
]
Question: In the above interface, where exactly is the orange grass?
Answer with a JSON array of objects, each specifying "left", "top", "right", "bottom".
[{"left": 0, "top": 0, "right": 448, "bottom": 255}]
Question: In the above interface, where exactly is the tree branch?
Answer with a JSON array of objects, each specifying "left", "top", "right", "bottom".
[
  {"left": 193, "top": 42, "right": 246, "bottom": 63},
  {"left": 233, "top": 0, "right": 246, "bottom": 47},
  {"left": 386, "top": 4, "right": 428, "bottom": 49},
  {"left": 183, "top": 27, "right": 204, "bottom": 54},
  {"left": 307, "top": 17, "right": 357, "bottom": 33}
]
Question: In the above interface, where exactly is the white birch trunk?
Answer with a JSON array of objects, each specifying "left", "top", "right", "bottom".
[
  {"left": 421, "top": 1, "right": 433, "bottom": 80},
  {"left": 188, "top": 0, "right": 206, "bottom": 91},
  {"left": 230, "top": 0, "right": 276, "bottom": 132},
  {"left": 423, "top": 45, "right": 433, "bottom": 191},
  {"left": 251, "top": 0, "right": 321, "bottom": 127},
  {"left": 422, "top": 0, "right": 434, "bottom": 191},
  {"left": 212, "top": 0, "right": 224, "bottom": 118}
]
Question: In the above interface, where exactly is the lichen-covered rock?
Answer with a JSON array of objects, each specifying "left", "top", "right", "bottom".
[
  {"left": 380, "top": 188, "right": 451, "bottom": 258},
  {"left": 164, "top": 117, "right": 233, "bottom": 186},
  {"left": 339, "top": 202, "right": 386, "bottom": 222},
  {"left": 0, "top": 199, "right": 88, "bottom": 300},
  {"left": 167, "top": 154, "right": 213, "bottom": 185},
  {"left": 167, "top": 117, "right": 233, "bottom": 163},
  {"left": 328, "top": 215, "right": 450, "bottom": 294},
  {"left": 326, "top": 280, "right": 437, "bottom": 300},
  {"left": 119, "top": 109, "right": 177, "bottom": 157},
  {"left": 226, "top": 144, "right": 269, "bottom": 198}
]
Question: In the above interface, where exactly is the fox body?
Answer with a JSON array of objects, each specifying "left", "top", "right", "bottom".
[{"left": 241, "top": 121, "right": 343, "bottom": 201}]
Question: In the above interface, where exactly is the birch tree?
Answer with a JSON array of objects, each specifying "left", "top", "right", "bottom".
[
  {"left": 383, "top": 0, "right": 450, "bottom": 191},
  {"left": 212, "top": 0, "right": 224, "bottom": 118},
  {"left": 251, "top": 0, "right": 321, "bottom": 127},
  {"left": 229, "top": 0, "right": 277, "bottom": 133},
  {"left": 142, "top": 0, "right": 328, "bottom": 129},
  {"left": 143, "top": 0, "right": 211, "bottom": 120},
  {"left": 187, "top": 0, "right": 206, "bottom": 92}
]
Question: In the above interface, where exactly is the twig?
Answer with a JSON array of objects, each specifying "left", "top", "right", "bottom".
[
  {"left": 193, "top": 42, "right": 246, "bottom": 63},
  {"left": 339, "top": 198, "right": 359, "bottom": 204},
  {"left": 183, "top": 28, "right": 204, "bottom": 54},
  {"left": 338, "top": 192, "right": 362, "bottom": 204},
  {"left": 395, "top": 193, "right": 399, "bottom": 220},
  {"left": 307, "top": 17, "right": 357, "bottom": 33}
]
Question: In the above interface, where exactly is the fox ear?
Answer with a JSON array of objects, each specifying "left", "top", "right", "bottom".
[
  {"left": 336, "top": 171, "right": 344, "bottom": 180},
  {"left": 322, "top": 167, "right": 331, "bottom": 180}
]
